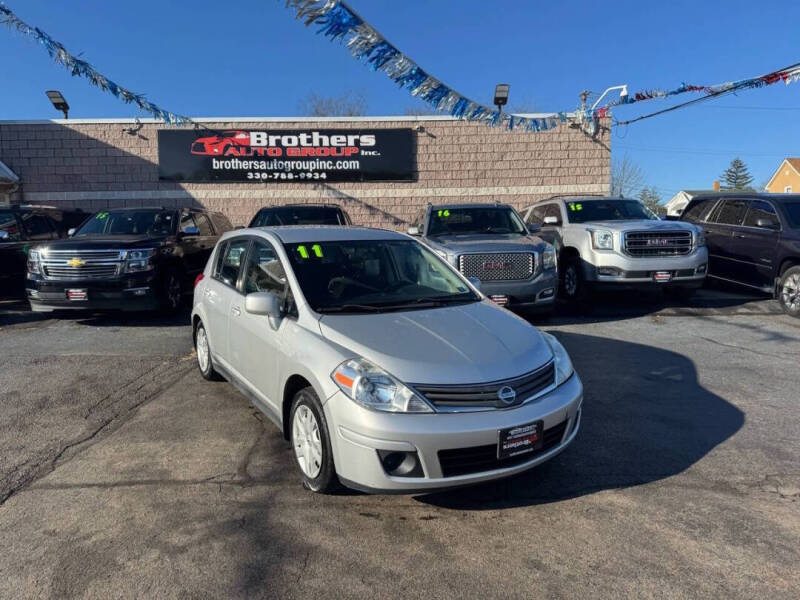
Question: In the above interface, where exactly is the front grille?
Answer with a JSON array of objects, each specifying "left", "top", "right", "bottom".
[
  {"left": 412, "top": 361, "right": 555, "bottom": 409},
  {"left": 40, "top": 249, "right": 124, "bottom": 280},
  {"left": 438, "top": 419, "right": 568, "bottom": 477},
  {"left": 458, "top": 252, "right": 534, "bottom": 281},
  {"left": 623, "top": 231, "right": 693, "bottom": 257}
]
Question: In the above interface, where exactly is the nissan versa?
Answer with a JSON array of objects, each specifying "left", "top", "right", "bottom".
[{"left": 192, "top": 226, "right": 582, "bottom": 493}]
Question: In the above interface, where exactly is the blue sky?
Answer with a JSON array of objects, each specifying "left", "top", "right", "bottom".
[{"left": 1, "top": 0, "right": 799, "bottom": 198}]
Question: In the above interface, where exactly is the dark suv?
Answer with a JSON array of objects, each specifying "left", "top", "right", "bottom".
[
  {"left": 1, "top": 205, "right": 88, "bottom": 298},
  {"left": 249, "top": 203, "right": 352, "bottom": 227},
  {"left": 680, "top": 193, "right": 800, "bottom": 317},
  {"left": 25, "top": 207, "right": 232, "bottom": 312}
]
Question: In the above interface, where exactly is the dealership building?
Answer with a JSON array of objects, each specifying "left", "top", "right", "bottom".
[{"left": 0, "top": 116, "right": 610, "bottom": 228}]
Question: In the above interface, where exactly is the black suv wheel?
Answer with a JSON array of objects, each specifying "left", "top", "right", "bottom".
[{"left": 778, "top": 266, "right": 800, "bottom": 318}]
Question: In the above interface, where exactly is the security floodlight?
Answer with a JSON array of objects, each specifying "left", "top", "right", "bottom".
[
  {"left": 45, "top": 90, "right": 69, "bottom": 119},
  {"left": 494, "top": 83, "right": 510, "bottom": 112}
]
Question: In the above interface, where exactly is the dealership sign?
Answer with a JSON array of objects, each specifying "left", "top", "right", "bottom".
[{"left": 158, "top": 128, "right": 415, "bottom": 183}]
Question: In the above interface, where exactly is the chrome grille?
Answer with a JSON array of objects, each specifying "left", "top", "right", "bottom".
[
  {"left": 411, "top": 361, "right": 555, "bottom": 410},
  {"left": 458, "top": 252, "right": 534, "bottom": 281},
  {"left": 40, "top": 249, "right": 124, "bottom": 280},
  {"left": 623, "top": 231, "right": 693, "bottom": 257}
]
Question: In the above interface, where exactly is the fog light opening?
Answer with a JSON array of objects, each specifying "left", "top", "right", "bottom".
[
  {"left": 697, "top": 263, "right": 707, "bottom": 274},
  {"left": 597, "top": 267, "right": 622, "bottom": 276},
  {"left": 377, "top": 450, "right": 424, "bottom": 478},
  {"left": 539, "top": 287, "right": 554, "bottom": 299}
]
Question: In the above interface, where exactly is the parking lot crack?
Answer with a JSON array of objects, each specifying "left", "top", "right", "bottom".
[{"left": 236, "top": 412, "right": 268, "bottom": 487}]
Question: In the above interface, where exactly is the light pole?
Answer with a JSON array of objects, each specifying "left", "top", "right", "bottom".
[
  {"left": 493, "top": 83, "right": 510, "bottom": 115},
  {"left": 45, "top": 90, "right": 70, "bottom": 119}
]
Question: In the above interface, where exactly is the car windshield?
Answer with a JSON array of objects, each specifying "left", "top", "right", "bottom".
[
  {"left": 253, "top": 207, "right": 344, "bottom": 227},
  {"left": 782, "top": 201, "right": 800, "bottom": 229},
  {"left": 565, "top": 199, "right": 657, "bottom": 223},
  {"left": 284, "top": 239, "right": 479, "bottom": 313},
  {"left": 74, "top": 210, "right": 176, "bottom": 236},
  {"left": 427, "top": 207, "right": 527, "bottom": 236}
]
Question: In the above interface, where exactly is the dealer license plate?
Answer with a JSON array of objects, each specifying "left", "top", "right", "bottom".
[
  {"left": 66, "top": 288, "right": 88, "bottom": 301},
  {"left": 652, "top": 271, "right": 673, "bottom": 283},
  {"left": 498, "top": 420, "right": 542, "bottom": 459}
]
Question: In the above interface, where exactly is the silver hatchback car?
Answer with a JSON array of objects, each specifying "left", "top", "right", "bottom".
[{"left": 192, "top": 226, "right": 583, "bottom": 494}]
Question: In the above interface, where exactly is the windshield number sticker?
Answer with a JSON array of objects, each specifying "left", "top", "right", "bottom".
[
  {"left": 297, "top": 244, "right": 324, "bottom": 259},
  {"left": 568, "top": 203, "right": 583, "bottom": 212},
  {"left": 437, "top": 209, "right": 451, "bottom": 218},
  {"left": 96, "top": 211, "right": 109, "bottom": 220}
]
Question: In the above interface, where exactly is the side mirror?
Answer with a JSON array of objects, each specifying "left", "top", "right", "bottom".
[
  {"left": 543, "top": 216, "right": 560, "bottom": 226},
  {"left": 180, "top": 226, "right": 200, "bottom": 237},
  {"left": 467, "top": 276, "right": 482, "bottom": 291},
  {"left": 0, "top": 230, "right": 8, "bottom": 241},
  {"left": 245, "top": 291, "right": 282, "bottom": 317},
  {"left": 756, "top": 217, "right": 779, "bottom": 230},
  {"left": 526, "top": 223, "right": 542, "bottom": 234},
  {"left": 67, "top": 228, "right": 76, "bottom": 237},
  {"left": 407, "top": 226, "right": 421, "bottom": 236}
]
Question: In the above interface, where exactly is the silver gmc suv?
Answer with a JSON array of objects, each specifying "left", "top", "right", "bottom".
[
  {"left": 192, "top": 226, "right": 582, "bottom": 494},
  {"left": 522, "top": 196, "right": 708, "bottom": 301},
  {"left": 408, "top": 203, "right": 558, "bottom": 314}
]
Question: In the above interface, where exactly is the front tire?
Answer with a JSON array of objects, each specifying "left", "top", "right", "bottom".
[
  {"left": 194, "top": 322, "right": 222, "bottom": 381},
  {"left": 560, "top": 258, "right": 585, "bottom": 303},
  {"left": 778, "top": 266, "right": 800, "bottom": 318},
  {"left": 290, "top": 387, "right": 339, "bottom": 493}
]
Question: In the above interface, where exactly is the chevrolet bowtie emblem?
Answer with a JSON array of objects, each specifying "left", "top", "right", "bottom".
[{"left": 66, "top": 258, "right": 86, "bottom": 267}]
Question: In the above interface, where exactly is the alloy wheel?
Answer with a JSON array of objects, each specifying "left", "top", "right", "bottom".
[
  {"left": 196, "top": 326, "right": 210, "bottom": 372},
  {"left": 782, "top": 273, "right": 800, "bottom": 312},
  {"left": 292, "top": 405, "right": 323, "bottom": 479}
]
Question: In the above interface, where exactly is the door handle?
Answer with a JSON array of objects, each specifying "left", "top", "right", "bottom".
[
  {"left": 231, "top": 306, "right": 241, "bottom": 317},
  {"left": 734, "top": 233, "right": 747, "bottom": 239}
]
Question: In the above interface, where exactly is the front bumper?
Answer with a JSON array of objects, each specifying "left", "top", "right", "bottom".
[
  {"left": 26, "top": 273, "right": 160, "bottom": 312},
  {"left": 477, "top": 269, "right": 558, "bottom": 309},
  {"left": 582, "top": 248, "right": 708, "bottom": 288},
  {"left": 325, "top": 371, "right": 582, "bottom": 493}
]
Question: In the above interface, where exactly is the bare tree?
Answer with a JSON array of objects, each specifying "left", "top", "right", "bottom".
[
  {"left": 298, "top": 91, "right": 367, "bottom": 117},
  {"left": 403, "top": 104, "right": 438, "bottom": 116},
  {"left": 611, "top": 155, "right": 646, "bottom": 198}
]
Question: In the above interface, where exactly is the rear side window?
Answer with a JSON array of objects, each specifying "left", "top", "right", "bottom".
[
  {"left": 194, "top": 213, "right": 214, "bottom": 236},
  {"left": 242, "top": 241, "right": 287, "bottom": 295},
  {"left": 214, "top": 239, "right": 249, "bottom": 288},
  {"left": 682, "top": 199, "right": 716, "bottom": 223},
  {"left": 210, "top": 213, "right": 233, "bottom": 233},
  {"left": 251, "top": 210, "right": 277, "bottom": 227},
  {"left": 743, "top": 201, "right": 779, "bottom": 229},
  {"left": 712, "top": 199, "right": 748, "bottom": 226},
  {"left": 20, "top": 212, "right": 55, "bottom": 240}
]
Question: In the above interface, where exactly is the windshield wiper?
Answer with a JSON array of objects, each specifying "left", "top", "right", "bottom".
[{"left": 315, "top": 303, "right": 383, "bottom": 313}]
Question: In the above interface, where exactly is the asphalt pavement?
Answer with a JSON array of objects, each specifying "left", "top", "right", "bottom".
[{"left": 0, "top": 290, "right": 798, "bottom": 599}]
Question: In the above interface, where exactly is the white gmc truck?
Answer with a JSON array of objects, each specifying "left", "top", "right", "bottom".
[{"left": 522, "top": 196, "right": 708, "bottom": 302}]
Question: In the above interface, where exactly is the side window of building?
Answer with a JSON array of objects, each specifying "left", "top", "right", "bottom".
[
  {"left": 683, "top": 199, "right": 715, "bottom": 223},
  {"left": 0, "top": 210, "right": 23, "bottom": 241},
  {"left": 194, "top": 213, "right": 214, "bottom": 236},
  {"left": 242, "top": 241, "right": 287, "bottom": 295},
  {"left": 20, "top": 212, "right": 56, "bottom": 240},
  {"left": 215, "top": 239, "right": 249, "bottom": 288},
  {"left": 743, "top": 200, "right": 779, "bottom": 229},
  {"left": 712, "top": 199, "right": 748, "bottom": 226}
]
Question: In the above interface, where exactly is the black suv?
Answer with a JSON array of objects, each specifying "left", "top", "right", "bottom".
[
  {"left": 680, "top": 193, "right": 800, "bottom": 317},
  {"left": 25, "top": 207, "right": 232, "bottom": 312},
  {"left": 249, "top": 203, "right": 352, "bottom": 227},
  {"left": 1, "top": 205, "right": 88, "bottom": 298}
]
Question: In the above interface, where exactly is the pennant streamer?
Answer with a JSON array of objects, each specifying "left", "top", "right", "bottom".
[
  {"left": 0, "top": 4, "right": 190, "bottom": 124},
  {"left": 284, "top": 0, "right": 567, "bottom": 132}
]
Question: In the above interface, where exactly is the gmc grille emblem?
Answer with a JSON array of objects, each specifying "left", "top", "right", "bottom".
[
  {"left": 646, "top": 238, "right": 671, "bottom": 246},
  {"left": 483, "top": 260, "right": 511, "bottom": 270}
]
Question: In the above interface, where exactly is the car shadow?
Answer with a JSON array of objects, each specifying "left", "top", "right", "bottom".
[
  {"left": 416, "top": 331, "right": 745, "bottom": 510},
  {"left": 0, "top": 300, "right": 191, "bottom": 329}
]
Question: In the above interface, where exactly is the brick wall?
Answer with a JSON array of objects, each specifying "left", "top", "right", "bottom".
[{"left": 0, "top": 116, "right": 610, "bottom": 228}]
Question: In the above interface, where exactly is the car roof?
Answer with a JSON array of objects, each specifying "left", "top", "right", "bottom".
[
  {"left": 429, "top": 202, "right": 512, "bottom": 210},
  {"left": 257, "top": 204, "right": 344, "bottom": 210},
  {"left": 689, "top": 192, "right": 800, "bottom": 203},
  {"left": 243, "top": 225, "right": 407, "bottom": 244}
]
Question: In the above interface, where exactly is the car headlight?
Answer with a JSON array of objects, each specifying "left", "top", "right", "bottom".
[
  {"left": 124, "top": 248, "right": 156, "bottom": 273},
  {"left": 542, "top": 332, "right": 574, "bottom": 386},
  {"left": 332, "top": 358, "right": 434, "bottom": 413},
  {"left": 27, "top": 248, "right": 41, "bottom": 275},
  {"left": 542, "top": 245, "right": 556, "bottom": 270},
  {"left": 695, "top": 227, "right": 706, "bottom": 248},
  {"left": 590, "top": 229, "right": 614, "bottom": 250}
]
